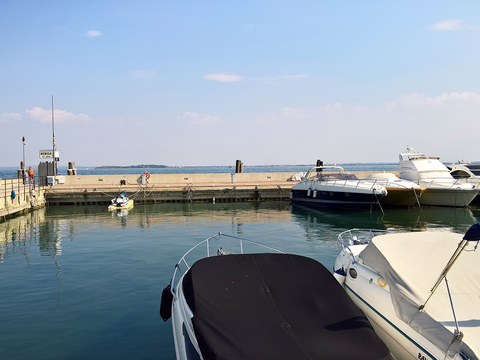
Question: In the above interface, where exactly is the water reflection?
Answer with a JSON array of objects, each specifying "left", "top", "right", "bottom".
[
  {"left": 1, "top": 207, "right": 46, "bottom": 264},
  {"left": 290, "top": 204, "right": 479, "bottom": 245},
  {"left": 3, "top": 203, "right": 479, "bottom": 258}
]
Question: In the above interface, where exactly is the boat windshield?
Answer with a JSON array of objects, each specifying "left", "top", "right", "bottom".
[{"left": 308, "top": 172, "right": 359, "bottom": 181}]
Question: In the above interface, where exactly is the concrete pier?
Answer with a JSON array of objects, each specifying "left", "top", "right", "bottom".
[
  {"left": 1, "top": 170, "right": 395, "bottom": 217},
  {"left": 0, "top": 178, "right": 46, "bottom": 222},
  {"left": 44, "top": 172, "right": 300, "bottom": 205},
  {"left": 44, "top": 171, "right": 387, "bottom": 205}
]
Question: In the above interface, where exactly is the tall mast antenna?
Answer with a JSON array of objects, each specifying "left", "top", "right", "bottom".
[{"left": 52, "top": 95, "right": 56, "bottom": 177}]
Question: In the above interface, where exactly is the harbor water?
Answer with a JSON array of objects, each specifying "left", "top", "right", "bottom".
[{"left": 1, "top": 201, "right": 479, "bottom": 359}]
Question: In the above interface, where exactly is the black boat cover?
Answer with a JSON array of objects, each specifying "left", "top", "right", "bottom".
[{"left": 182, "top": 253, "right": 390, "bottom": 360}]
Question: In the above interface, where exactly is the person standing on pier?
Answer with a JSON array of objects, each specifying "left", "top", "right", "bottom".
[{"left": 28, "top": 167, "right": 35, "bottom": 184}]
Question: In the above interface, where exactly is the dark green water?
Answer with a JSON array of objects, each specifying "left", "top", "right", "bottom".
[{"left": 1, "top": 202, "right": 479, "bottom": 359}]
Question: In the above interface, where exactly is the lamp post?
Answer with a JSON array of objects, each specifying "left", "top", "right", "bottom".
[
  {"left": 22, "top": 136, "right": 26, "bottom": 182},
  {"left": 22, "top": 136, "right": 26, "bottom": 168},
  {"left": 52, "top": 96, "right": 56, "bottom": 178}
]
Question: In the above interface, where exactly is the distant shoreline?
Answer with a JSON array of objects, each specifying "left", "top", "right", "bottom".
[
  {"left": 94, "top": 162, "right": 401, "bottom": 169},
  {"left": 95, "top": 164, "right": 168, "bottom": 169}
]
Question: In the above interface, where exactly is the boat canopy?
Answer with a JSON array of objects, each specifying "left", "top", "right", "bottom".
[
  {"left": 359, "top": 231, "right": 480, "bottom": 358},
  {"left": 183, "top": 253, "right": 390, "bottom": 360}
]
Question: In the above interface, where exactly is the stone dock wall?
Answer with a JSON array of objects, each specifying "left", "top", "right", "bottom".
[
  {"left": 45, "top": 171, "right": 392, "bottom": 205},
  {"left": 0, "top": 178, "right": 46, "bottom": 222}
]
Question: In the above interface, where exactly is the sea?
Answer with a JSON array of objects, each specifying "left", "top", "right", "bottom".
[{"left": 1, "top": 164, "right": 479, "bottom": 360}]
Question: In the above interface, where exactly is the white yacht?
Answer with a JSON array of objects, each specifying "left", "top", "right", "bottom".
[
  {"left": 448, "top": 164, "right": 480, "bottom": 184},
  {"left": 447, "top": 164, "right": 480, "bottom": 204},
  {"left": 397, "top": 148, "right": 479, "bottom": 206},
  {"left": 333, "top": 224, "right": 480, "bottom": 360},
  {"left": 290, "top": 166, "right": 387, "bottom": 210}
]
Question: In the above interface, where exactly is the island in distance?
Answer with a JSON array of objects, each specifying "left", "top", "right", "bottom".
[{"left": 95, "top": 164, "right": 168, "bottom": 169}]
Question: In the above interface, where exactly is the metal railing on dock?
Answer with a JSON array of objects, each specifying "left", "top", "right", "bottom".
[{"left": 0, "top": 177, "right": 46, "bottom": 221}]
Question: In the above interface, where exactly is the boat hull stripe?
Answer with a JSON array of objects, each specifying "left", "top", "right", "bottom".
[{"left": 344, "top": 283, "right": 437, "bottom": 360}]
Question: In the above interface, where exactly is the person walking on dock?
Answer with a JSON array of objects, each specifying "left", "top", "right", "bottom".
[{"left": 28, "top": 167, "right": 35, "bottom": 184}]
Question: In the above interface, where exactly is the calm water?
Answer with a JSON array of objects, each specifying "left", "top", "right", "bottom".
[{"left": 1, "top": 202, "right": 479, "bottom": 360}]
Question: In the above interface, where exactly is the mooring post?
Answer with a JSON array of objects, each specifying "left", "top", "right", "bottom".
[
  {"left": 236, "top": 160, "right": 243, "bottom": 173},
  {"left": 316, "top": 160, "right": 323, "bottom": 172}
]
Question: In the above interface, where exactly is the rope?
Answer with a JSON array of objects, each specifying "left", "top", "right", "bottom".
[
  {"left": 371, "top": 190, "right": 385, "bottom": 215},
  {"left": 413, "top": 188, "right": 422, "bottom": 210}
]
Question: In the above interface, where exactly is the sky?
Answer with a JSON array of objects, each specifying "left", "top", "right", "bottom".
[{"left": 1, "top": 0, "right": 480, "bottom": 167}]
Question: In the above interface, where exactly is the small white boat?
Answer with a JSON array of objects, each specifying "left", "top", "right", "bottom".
[
  {"left": 160, "top": 233, "right": 391, "bottom": 360},
  {"left": 363, "top": 173, "right": 424, "bottom": 207},
  {"left": 333, "top": 224, "right": 480, "bottom": 360},
  {"left": 448, "top": 164, "right": 480, "bottom": 204},
  {"left": 397, "top": 148, "right": 479, "bottom": 207},
  {"left": 108, "top": 191, "right": 134, "bottom": 211},
  {"left": 448, "top": 164, "right": 480, "bottom": 184},
  {"left": 290, "top": 166, "right": 387, "bottom": 210}
]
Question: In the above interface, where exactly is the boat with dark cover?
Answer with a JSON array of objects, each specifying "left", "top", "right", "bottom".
[{"left": 160, "top": 233, "right": 391, "bottom": 360}]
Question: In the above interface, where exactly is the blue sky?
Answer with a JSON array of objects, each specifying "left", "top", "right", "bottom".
[{"left": 1, "top": 1, "right": 480, "bottom": 167}]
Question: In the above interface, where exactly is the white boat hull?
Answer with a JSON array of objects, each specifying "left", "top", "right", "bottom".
[
  {"left": 108, "top": 199, "right": 134, "bottom": 211},
  {"left": 343, "top": 282, "right": 442, "bottom": 360},
  {"left": 335, "top": 253, "right": 449, "bottom": 360},
  {"left": 171, "top": 276, "right": 200, "bottom": 360},
  {"left": 333, "top": 230, "right": 479, "bottom": 360},
  {"left": 418, "top": 188, "right": 478, "bottom": 207}
]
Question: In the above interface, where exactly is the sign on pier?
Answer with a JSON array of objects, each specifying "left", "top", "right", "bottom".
[{"left": 39, "top": 150, "right": 60, "bottom": 159}]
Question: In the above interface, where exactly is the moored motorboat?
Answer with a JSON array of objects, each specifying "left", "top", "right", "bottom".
[
  {"left": 108, "top": 191, "right": 134, "bottom": 211},
  {"left": 397, "top": 148, "right": 479, "bottom": 207},
  {"left": 333, "top": 224, "right": 480, "bottom": 360},
  {"left": 448, "top": 164, "right": 480, "bottom": 185},
  {"left": 465, "top": 163, "right": 480, "bottom": 176},
  {"left": 290, "top": 166, "right": 387, "bottom": 210},
  {"left": 160, "top": 233, "right": 391, "bottom": 360},
  {"left": 448, "top": 164, "right": 480, "bottom": 204},
  {"left": 362, "top": 173, "right": 424, "bottom": 207}
]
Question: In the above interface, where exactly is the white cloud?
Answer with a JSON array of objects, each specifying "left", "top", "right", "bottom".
[
  {"left": 430, "top": 19, "right": 475, "bottom": 31},
  {"left": 86, "top": 30, "right": 102, "bottom": 37},
  {"left": 204, "top": 74, "right": 245, "bottom": 82},
  {"left": 0, "top": 112, "right": 22, "bottom": 124},
  {"left": 26, "top": 107, "right": 90, "bottom": 124},
  {"left": 177, "top": 112, "right": 222, "bottom": 124},
  {"left": 204, "top": 73, "right": 307, "bottom": 84},
  {"left": 253, "top": 74, "right": 307, "bottom": 84},
  {"left": 281, "top": 107, "right": 307, "bottom": 118},
  {"left": 400, "top": 92, "right": 480, "bottom": 107},
  {"left": 129, "top": 70, "right": 158, "bottom": 81}
]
